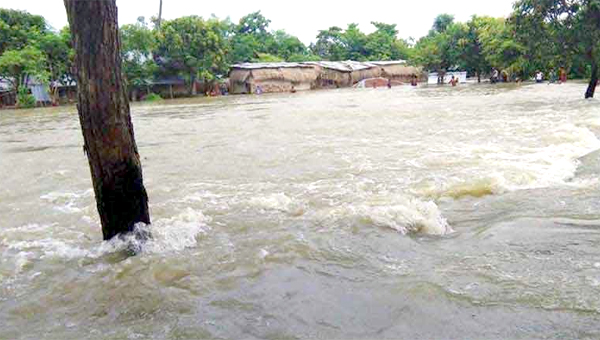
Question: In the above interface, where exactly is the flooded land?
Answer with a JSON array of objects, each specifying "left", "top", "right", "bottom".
[{"left": 1, "top": 83, "right": 600, "bottom": 339}]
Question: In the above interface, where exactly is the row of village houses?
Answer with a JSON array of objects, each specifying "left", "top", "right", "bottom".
[{"left": 0, "top": 60, "right": 422, "bottom": 107}]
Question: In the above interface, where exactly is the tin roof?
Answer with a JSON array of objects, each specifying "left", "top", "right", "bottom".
[{"left": 232, "top": 62, "right": 314, "bottom": 70}]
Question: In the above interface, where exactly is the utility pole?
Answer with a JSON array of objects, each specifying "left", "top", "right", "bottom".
[{"left": 157, "top": 0, "right": 163, "bottom": 29}]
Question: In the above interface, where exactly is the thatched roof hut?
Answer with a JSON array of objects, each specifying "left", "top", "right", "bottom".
[
  {"left": 372, "top": 61, "right": 423, "bottom": 82},
  {"left": 229, "top": 63, "right": 319, "bottom": 94},
  {"left": 228, "top": 60, "right": 420, "bottom": 94}
]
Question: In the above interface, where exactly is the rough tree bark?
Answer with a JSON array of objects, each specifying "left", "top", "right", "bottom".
[
  {"left": 585, "top": 58, "right": 598, "bottom": 99},
  {"left": 64, "top": 0, "right": 150, "bottom": 241}
]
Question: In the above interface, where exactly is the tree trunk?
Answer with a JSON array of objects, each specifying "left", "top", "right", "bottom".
[
  {"left": 64, "top": 0, "right": 150, "bottom": 241},
  {"left": 190, "top": 73, "right": 197, "bottom": 95},
  {"left": 585, "top": 59, "right": 598, "bottom": 99}
]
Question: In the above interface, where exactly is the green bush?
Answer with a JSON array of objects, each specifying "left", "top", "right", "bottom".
[
  {"left": 144, "top": 93, "right": 163, "bottom": 102},
  {"left": 16, "top": 88, "right": 36, "bottom": 109}
]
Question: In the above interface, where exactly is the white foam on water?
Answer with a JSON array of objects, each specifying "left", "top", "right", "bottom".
[
  {"left": 417, "top": 123, "right": 600, "bottom": 199},
  {"left": 40, "top": 190, "right": 93, "bottom": 214},
  {"left": 318, "top": 196, "right": 452, "bottom": 236},
  {"left": 2, "top": 209, "right": 212, "bottom": 270},
  {"left": 7, "top": 238, "right": 90, "bottom": 260},
  {"left": 95, "top": 208, "right": 212, "bottom": 256},
  {"left": 247, "top": 193, "right": 306, "bottom": 216}
]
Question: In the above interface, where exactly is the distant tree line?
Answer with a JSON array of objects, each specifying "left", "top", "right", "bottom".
[{"left": 1, "top": 0, "right": 599, "bottom": 105}]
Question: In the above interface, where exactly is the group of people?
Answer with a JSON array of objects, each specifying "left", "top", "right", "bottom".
[{"left": 535, "top": 67, "right": 568, "bottom": 84}]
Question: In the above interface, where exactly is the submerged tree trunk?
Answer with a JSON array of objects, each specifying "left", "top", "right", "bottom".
[
  {"left": 585, "top": 59, "right": 598, "bottom": 99},
  {"left": 64, "top": 0, "right": 150, "bottom": 241}
]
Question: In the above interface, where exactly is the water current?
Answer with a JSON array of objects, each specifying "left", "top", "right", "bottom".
[{"left": 1, "top": 83, "right": 600, "bottom": 339}]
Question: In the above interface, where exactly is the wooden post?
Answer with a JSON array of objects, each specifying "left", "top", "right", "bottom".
[
  {"left": 157, "top": 0, "right": 163, "bottom": 29},
  {"left": 64, "top": 0, "right": 150, "bottom": 241},
  {"left": 585, "top": 59, "right": 598, "bottom": 99}
]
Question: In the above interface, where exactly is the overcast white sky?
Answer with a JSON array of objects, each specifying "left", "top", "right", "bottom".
[{"left": 1, "top": 0, "right": 516, "bottom": 44}]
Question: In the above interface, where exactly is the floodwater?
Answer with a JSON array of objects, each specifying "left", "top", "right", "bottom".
[{"left": 1, "top": 83, "right": 600, "bottom": 339}]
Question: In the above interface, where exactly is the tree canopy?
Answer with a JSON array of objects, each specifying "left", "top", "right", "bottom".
[{"left": 1, "top": 4, "right": 599, "bottom": 101}]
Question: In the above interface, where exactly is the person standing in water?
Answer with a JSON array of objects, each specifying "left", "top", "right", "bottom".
[
  {"left": 535, "top": 71, "right": 544, "bottom": 83},
  {"left": 560, "top": 67, "right": 567, "bottom": 83},
  {"left": 491, "top": 68, "right": 499, "bottom": 84},
  {"left": 548, "top": 69, "right": 557, "bottom": 84},
  {"left": 411, "top": 75, "right": 418, "bottom": 86}
]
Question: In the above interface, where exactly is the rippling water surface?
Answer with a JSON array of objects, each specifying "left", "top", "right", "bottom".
[{"left": 2, "top": 83, "right": 600, "bottom": 339}]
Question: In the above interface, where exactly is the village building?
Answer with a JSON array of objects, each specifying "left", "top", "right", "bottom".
[
  {"left": 229, "top": 62, "right": 319, "bottom": 94},
  {"left": 229, "top": 60, "right": 423, "bottom": 94}
]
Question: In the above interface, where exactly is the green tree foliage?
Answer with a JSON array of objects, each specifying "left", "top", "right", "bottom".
[
  {"left": 0, "top": 45, "right": 48, "bottom": 105},
  {"left": 312, "top": 26, "right": 347, "bottom": 61},
  {"left": 0, "top": 46, "right": 48, "bottom": 89},
  {"left": 432, "top": 14, "right": 455, "bottom": 34},
  {"left": 0, "top": 9, "right": 74, "bottom": 105},
  {"left": 311, "top": 23, "right": 410, "bottom": 61},
  {"left": 268, "top": 30, "right": 307, "bottom": 61},
  {"left": 366, "top": 22, "right": 411, "bottom": 61},
  {"left": 120, "top": 17, "right": 157, "bottom": 92},
  {"left": 414, "top": 22, "right": 464, "bottom": 75},
  {"left": 512, "top": 0, "right": 600, "bottom": 97},
  {"left": 414, "top": 14, "right": 524, "bottom": 80},
  {"left": 155, "top": 16, "right": 229, "bottom": 94},
  {"left": 229, "top": 11, "right": 272, "bottom": 63},
  {"left": 477, "top": 17, "right": 525, "bottom": 74},
  {"left": 37, "top": 26, "right": 73, "bottom": 101},
  {"left": 0, "top": 9, "right": 47, "bottom": 55}
]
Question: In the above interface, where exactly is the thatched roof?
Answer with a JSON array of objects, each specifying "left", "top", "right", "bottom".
[
  {"left": 228, "top": 60, "right": 414, "bottom": 90},
  {"left": 380, "top": 64, "right": 421, "bottom": 77},
  {"left": 230, "top": 65, "right": 319, "bottom": 84}
]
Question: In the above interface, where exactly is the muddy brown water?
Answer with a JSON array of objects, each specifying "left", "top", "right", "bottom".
[{"left": 1, "top": 83, "right": 600, "bottom": 339}]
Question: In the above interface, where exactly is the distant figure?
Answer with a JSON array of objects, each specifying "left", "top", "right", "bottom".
[
  {"left": 387, "top": 78, "right": 392, "bottom": 89},
  {"left": 559, "top": 67, "right": 567, "bottom": 83},
  {"left": 411, "top": 75, "right": 418, "bottom": 86},
  {"left": 549, "top": 69, "right": 557, "bottom": 84},
  {"left": 256, "top": 85, "right": 263, "bottom": 95},
  {"left": 291, "top": 85, "right": 296, "bottom": 93},
  {"left": 502, "top": 71, "right": 508, "bottom": 83},
  {"left": 491, "top": 68, "right": 499, "bottom": 84},
  {"left": 535, "top": 71, "right": 544, "bottom": 83},
  {"left": 450, "top": 75, "right": 457, "bottom": 86}
]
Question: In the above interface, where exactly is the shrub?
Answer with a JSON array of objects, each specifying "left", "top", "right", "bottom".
[
  {"left": 144, "top": 93, "right": 163, "bottom": 102},
  {"left": 16, "top": 87, "right": 36, "bottom": 109}
]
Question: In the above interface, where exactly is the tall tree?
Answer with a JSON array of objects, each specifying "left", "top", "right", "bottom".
[
  {"left": 0, "top": 9, "right": 47, "bottom": 55},
  {"left": 312, "top": 26, "right": 347, "bottom": 61},
  {"left": 431, "top": 14, "right": 455, "bottom": 34},
  {"left": 155, "top": 16, "right": 229, "bottom": 94},
  {"left": 64, "top": 0, "right": 150, "bottom": 241},
  {"left": 513, "top": 0, "right": 600, "bottom": 98},
  {"left": 0, "top": 45, "right": 48, "bottom": 98},
  {"left": 121, "top": 17, "right": 158, "bottom": 95}
]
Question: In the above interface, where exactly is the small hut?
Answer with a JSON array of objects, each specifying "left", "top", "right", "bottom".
[
  {"left": 346, "top": 61, "right": 382, "bottom": 84},
  {"left": 373, "top": 61, "right": 423, "bottom": 83},
  {"left": 305, "top": 61, "right": 353, "bottom": 88},
  {"left": 229, "top": 63, "right": 319, "bottom": 94},
  {"left": 304, "top": 61, "right": 381, "bottom": 88}
]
